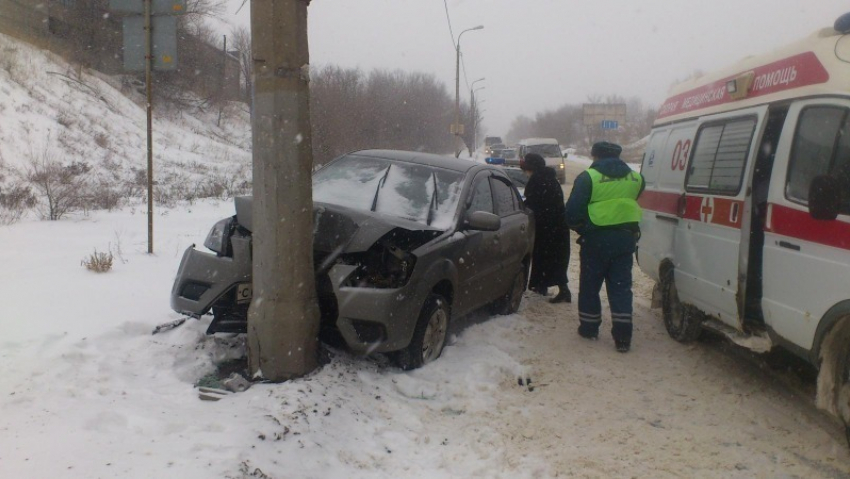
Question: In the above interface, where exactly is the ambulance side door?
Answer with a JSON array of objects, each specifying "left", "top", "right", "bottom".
[
  {"left": 762, "top": 99, "right": 850, "bottom": 350},
  {"left": 674, "top": 107, "right": 767, "bottom": 330},
  {"left": 637, "top": 124, "right": 694, "bottom": 283}
]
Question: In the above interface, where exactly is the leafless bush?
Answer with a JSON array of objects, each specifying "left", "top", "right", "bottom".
[
  {"left": 82, "top": 249, "right": 113, "bottom": 273},
  {"left": 0, "top": 181, "right": 37, "bottom": 225},
  {"left": 94, "top": 132, "right": 109, "bottom": 149},
  {"left": 88, "top": 180, "right": 122, "bottom": 211},
  {"left": 25, "top": 146, "right": 92, "bottom": 221},
  {"left": 56, "top": 110, "right": 75, "bottom": 128},
  {"left": 0, "top": 46, "right": 18, "bottom": 77}
]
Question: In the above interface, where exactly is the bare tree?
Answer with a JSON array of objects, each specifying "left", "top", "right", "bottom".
[
  {"left": 25, "top": 146, "right": 91, "bottom": 221},
  {"left": 310, "top": 67, "right": 455, "bottom": 165},
  {"left": 230, "top": 25, "right": 253, "bottom": 105}
]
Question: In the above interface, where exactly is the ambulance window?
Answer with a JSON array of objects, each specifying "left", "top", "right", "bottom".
[
  {"left": 686, "top": 118, "right": 756, "bottom": 195},
  {"left": 786, "top": 106, "right": 849, "bottom": 206}
]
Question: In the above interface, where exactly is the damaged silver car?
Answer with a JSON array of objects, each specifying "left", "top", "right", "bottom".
[{"left": 171, "top": 150, "right": 534, "bottom": 369}]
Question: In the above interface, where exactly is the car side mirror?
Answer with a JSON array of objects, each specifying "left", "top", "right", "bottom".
[
  {"left": 809, "top": 175, "right": 841, "bottom": 221},
  {"left": 465, "top": 211, "right": 501, "bottom": 231}
]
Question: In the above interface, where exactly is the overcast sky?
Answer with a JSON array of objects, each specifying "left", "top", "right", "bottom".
[{"left": 222, "top": 0, "right": 849, "bottom": 136}]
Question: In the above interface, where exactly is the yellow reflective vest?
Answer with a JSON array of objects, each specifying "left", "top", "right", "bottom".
[{"left": 586, "top": 168, "right": 643, "bottom": 226}]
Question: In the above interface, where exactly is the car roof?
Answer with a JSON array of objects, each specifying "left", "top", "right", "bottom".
[
  {"left": 518, "top": 138, "right": 559, "bottom": 145},
  {"left": 346, "top": 149, "right": 479, "bottom": 173}
]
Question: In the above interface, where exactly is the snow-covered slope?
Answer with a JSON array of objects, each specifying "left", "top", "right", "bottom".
[{"left": 0, "top": 32, "right": 252, "bottom": 212}]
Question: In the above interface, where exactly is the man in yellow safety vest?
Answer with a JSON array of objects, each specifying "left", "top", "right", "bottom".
[{"left": 565, "top": 141, "right": 644, "bottom": 352}]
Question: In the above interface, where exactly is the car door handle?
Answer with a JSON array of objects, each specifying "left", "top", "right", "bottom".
[
  {"left": 778, "top": 240, "right": 801, "bottom": 251},
  {"left": 656, "top": 214, "right": 679, "bottom": 224}
]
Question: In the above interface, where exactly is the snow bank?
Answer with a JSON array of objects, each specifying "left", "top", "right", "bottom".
[{"left": 0, "top": 32, "right": 252, "bottom": 211}]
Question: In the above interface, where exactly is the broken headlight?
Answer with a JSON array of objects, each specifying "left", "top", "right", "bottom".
[
  {"left": 204, "top": 217, "right": 234, "bottom": 256},
  {"left": 343, "top": 240, "right": 417, "bottom": 289}
]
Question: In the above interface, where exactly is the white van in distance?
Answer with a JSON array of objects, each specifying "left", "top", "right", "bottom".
[
  {"left": 638, "top": 12, "right": 850, "bottom": 435},
  {"left": 516, "top": 138, "right": 567, "bottom": 184}
]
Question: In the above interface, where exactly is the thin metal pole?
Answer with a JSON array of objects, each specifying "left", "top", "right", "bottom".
[
  {"left": 145, "top": 0, "right": 154, "bottom": 254},
  {"left": 454, "top": 43, "right": 460, "bottom": 157}
]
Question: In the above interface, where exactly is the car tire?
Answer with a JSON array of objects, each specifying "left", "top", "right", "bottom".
[
  {"left": 492, "top": 265, "right": 527, "bottom": 315},
  {"left": 815, "top": 318, "right": 850, "bottom": 446},
  {"left": 661, "top": 268, "right": 702, "bottom": 342},
  {"left": 394, "top": 293, "right": 450, "bottom": 370}
]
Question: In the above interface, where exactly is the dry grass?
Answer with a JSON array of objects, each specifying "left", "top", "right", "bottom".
[{"left": 82, "top": 249, "right": 114, "bottom": 273}]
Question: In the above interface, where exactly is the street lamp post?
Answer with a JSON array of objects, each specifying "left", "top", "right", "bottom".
[
  {"left": 455, "top": 25, "right": 483, "bottom": 157},
  {"left": 472, "top": 85, "right": 485, "bottom": 152},
  {"left": 470, "top": 78, "right": 484, "bottom": 154}
]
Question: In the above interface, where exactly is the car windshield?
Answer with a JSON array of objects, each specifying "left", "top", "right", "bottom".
[
  {"left": 503, "top": 149, "right": 517, "bottom": 159},
  {"left": 526, "top": 144, "right": 562, "bottom": 158},
  {"left": 503, "top": 168, "right": 528, "bottom": 187},
  {"left": 313, "top": 155, "right": 464, "bottom": 229}
]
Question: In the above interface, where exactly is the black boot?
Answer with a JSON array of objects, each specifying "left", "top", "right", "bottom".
[
  {"left": 530, "top": 286, "right": 548, "bottom": 296},
  {"left": 615, "top": 340, "right": 631, "bottom": 353},
  {"left": 549, "top": 285, "right": 571, "bottom": 304}
]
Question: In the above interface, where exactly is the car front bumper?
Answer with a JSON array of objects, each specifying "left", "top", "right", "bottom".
[
  {"left": 170, "top": 237, "right": 252, "bottom": 317},
  {"left": 170, "top": 240, "right": 427, "bottom": 355}
]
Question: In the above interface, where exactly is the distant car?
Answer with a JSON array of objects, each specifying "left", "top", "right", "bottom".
[
  {"left": 484, "top": 136, "right": 503, "bottom": 150},
  {"left": 517, "top": 138, "right": 567, "bottom": 184},
  {"left": 485, "top": 142, "right": 506, "bottom": 157},
  {"left": 501, "top": 148, "right": 519, "bottom": 166},
  {"left": 170, "top": 150, "right": 534, "bottom": 370}
]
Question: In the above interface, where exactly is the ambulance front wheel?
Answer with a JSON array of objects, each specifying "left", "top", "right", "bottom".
[
  {"left": 660, "top": 267, "right": 703, "bottom": 342},
  {"left": 815, "top": 317, "right": 850, "bottom": 447}
]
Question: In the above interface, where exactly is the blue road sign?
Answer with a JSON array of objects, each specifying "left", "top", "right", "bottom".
[{"left": 601, "top": 120, "right": 619, "bottom": 130}]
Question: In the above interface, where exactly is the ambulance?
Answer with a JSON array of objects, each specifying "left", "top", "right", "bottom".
[{"left": 638, "top": 13, "right": 850, "bottom": 428}]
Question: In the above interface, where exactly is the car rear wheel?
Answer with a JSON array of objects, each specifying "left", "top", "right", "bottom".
[
  {"left": 394, "top": 293, "right": 450, "bottom": 370},
  {"left": 493, "top": 265, "right": 527, "bottom": 315},
  {"left": 661, "top": 268, "right": 702, "bottom": 342}
]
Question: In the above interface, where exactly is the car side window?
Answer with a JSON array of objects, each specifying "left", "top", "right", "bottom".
[
  {"left": 786, "top": 106, "right": 850, "bottom": 214},
  {"left": 491, "top": 177, "right": 518, "bottom": 216},
  {"left": 467, "top": 177, "right": 494, "bottom": 214}
]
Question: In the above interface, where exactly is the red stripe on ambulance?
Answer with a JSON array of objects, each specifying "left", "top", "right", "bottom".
[
  {"left": 682, "top": 196, "right": 743, "bottom": 229},
  {"left": 767, "top": 204, "right": 850, "bottom": 251},
  {"left": 640, "top": 191, "right": 744, "bottom": 229},
  {"left": 638, "top": 190, "right": 679, "bottom": 216},
  {"left": 657, "top": 52, "right": 830, "bottom": 119}
]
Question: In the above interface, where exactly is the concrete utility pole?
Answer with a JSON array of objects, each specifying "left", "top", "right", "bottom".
[
  {"left": 248, "top": 0, "right": 320, "bottom": 381},
  {"left": 454, "top": 25, "right": 482, "bottom": 157}
]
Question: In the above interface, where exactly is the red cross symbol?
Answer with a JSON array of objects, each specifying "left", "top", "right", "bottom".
[{"left": 699, "top": 196, "right": 715, "bottom": 223}]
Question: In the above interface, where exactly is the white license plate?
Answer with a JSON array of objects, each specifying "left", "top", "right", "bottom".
[{"left": 236, "top": 283, "right": 253, "bottom": 304}]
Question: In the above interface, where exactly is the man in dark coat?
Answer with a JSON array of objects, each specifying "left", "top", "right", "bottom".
[
  {"left": 522, "top": 153, "right": 571, "bottom": 303},
  {"left": 565, "top": 142, "right": 644, "bottom": 352}
]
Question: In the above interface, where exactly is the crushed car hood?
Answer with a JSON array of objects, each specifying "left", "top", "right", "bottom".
[{"left": 234, "top": 196, "right": 444, "bottom": 254}]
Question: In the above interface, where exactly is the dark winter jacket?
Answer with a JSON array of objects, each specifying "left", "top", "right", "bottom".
[
  {"left": 565, "top": 157, "right": 645, "bottom": 236},
  {"left": 524, "top": 167, "right": 566, "bottom": 224}
]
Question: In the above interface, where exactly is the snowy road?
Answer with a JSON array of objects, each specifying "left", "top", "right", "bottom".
[{"left": 1, "top": 161, "right": 849, "bottom": 477}]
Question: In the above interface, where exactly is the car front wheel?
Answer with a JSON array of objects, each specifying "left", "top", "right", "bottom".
[
  {"left": 394, "top": 293, "right": 450, "bottom": 370},
  {"left": 661, "top": 268, "right": 702, "bottom": 342}
]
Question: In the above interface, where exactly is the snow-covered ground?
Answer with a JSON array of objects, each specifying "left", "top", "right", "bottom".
[
  {"left": 2, "top": 201, "right": 850, "bottom": 478},
  {"left": 3, "top": 29, "right": 850, "bottom": 479}
]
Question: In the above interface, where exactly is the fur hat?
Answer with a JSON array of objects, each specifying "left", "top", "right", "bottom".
[
  {"left": 521, "top": 153, "right": 546, "bottom": 172},
  {"left": 590, "top": 141, "right": 623, "bottom": 158}
]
